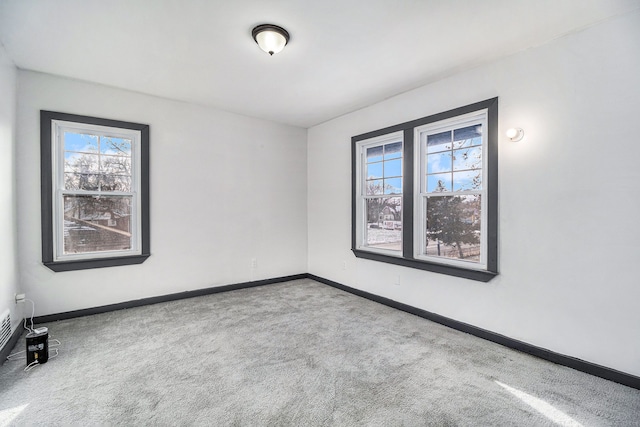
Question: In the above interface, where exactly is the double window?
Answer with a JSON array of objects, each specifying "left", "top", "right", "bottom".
[
  {"left": 352, "top": 99, "right": 498, "bottom": 281},
  {"left": 41, "top": 111, "right": 150, "bottom": 271}
]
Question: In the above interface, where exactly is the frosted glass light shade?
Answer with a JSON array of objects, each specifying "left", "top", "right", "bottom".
[
  {"left": 506, "top": 128, "right": 524, "bottom": 141},
  {"left": 252, "top": 24, "right": 290, "bottom": 56}
]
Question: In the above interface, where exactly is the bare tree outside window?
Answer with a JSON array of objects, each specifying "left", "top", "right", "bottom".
[
  {"left": 62, "top": 132, "right": 134, "bottom": 255},
  {"left": 363, "top": 140, "right": 403, "bottom": 251},
  {"left": 41, "top": 111, "right": 149, "bottom": 272}
]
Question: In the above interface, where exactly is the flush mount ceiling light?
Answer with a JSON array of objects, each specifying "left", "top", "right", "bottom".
[{"left": 252, "top": 24, "right": 290, "bottom": 56}]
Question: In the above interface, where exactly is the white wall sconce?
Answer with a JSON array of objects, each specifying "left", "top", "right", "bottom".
[
  {"left": 506, "top": 128, "right": 524, "bottom": 142},
  {"left": 252, "top": 24, "right": 290, "bottom": 56}
]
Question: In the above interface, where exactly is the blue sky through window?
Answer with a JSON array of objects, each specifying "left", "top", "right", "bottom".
[
  {"left": 64, "top": 132, "right": 131, "bottom": 157},
  {"left": 426, "top": 124, "right": 482, "bottom": 193},
  {"left": 64, "top": 132, "right": 98, "bottom": 153},
  {"left": 366, "top": 142, "right": 403, "bottom": 194}
]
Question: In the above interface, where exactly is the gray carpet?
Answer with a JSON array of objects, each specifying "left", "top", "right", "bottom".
[{"left": 0, "top": 279, "right": 638, "bottom": 426}]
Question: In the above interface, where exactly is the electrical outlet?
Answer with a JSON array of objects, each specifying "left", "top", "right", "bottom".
[
  {"left": 395, "top": 275, "right": 401, "bottom": 286},
  {"left": 342, "top": 261, "right": 347, "bottom": 270},
  {"left": 251, "top": 258, "right": 258, "bottom": 269},
  {"left": 15, "top": 293, "right": 26, "bottom": 303}
]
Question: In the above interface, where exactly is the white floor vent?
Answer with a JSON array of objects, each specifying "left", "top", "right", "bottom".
[{"left": 0, "top": 309, "right": 11, "bottom": 352}]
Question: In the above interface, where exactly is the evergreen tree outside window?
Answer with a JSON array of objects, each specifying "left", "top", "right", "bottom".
[
  {"left": 415, "top": 111, "right": 488, "bottom": 270},
  {"left": 352, "top": 99, "right": 497, "bottom": 281}
]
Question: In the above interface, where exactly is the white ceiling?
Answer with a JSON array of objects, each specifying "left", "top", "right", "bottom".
[{"left": 1, "top": 0, "right": 638, "bottom": 128}]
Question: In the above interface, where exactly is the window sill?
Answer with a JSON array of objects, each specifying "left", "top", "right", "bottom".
[
  {"left": 352, "top": 249, "right": 497, "bottom": 282},
  {"left": 44, "top": 254, "right": 150, "bottom": 272}
]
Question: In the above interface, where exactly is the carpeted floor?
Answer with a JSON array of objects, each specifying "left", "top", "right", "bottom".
[{"left": 0, "top": 279, "right": 638, "bottom": 426}]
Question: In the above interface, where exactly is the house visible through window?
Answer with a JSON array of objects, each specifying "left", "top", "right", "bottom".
[
  {"left": 352, "top": 99, "right": 498, "bottom": 282},
  {"left": 41, "top": 111, "right": 150, "bottom": 272},
  {"left": 355, "top": 132, "right": 403, "bottom": 255}
]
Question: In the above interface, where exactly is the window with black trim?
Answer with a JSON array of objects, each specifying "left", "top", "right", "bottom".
[
  {"left": 352, "top": 98, "right": 498, "bottom": 281},
  {"left": 41, "top": 111, "right": 150, "bottom": 272}
]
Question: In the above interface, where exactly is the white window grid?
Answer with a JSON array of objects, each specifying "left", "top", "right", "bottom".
[
  {"left": 355, "top": 131, "right": 404, "bottom": 257},
  {"left": 51, "top": 120, "right": 143, "bottom": 262},
  {"left": 413, "top": 110, "right": 489, "bottom": 270}
]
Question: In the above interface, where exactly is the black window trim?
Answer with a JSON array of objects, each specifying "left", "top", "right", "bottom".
[
  {"left": 351, "top": 98, "right": 498, "bottom": 282},
  {"left": 40, "top": 110, "right": 150, "bottom": 272}
]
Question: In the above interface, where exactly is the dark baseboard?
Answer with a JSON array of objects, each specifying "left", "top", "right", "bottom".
[
  {"left": 33, "top": 273, "right": 308, "bottom": 324},
  {"left": 308, "top": 274, "right": 640, "bottom": 391},
  {"left": 28, "top": 271, "right": 639, "bottom": 390},
  {"left": 1, "top": 325, "right": 24, "bottom": 366}
]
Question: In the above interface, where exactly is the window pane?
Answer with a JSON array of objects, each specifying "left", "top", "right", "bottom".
[
  {"left": 453, "top": 170, "right": 482, "bottom": 191},
  {"left": 427, "top": 152, "right": 452, "bottom": 174},
  {"left": 101, "top": 156, "right": 132, "bottom": 191},
  {"left": 63, "top": 195, "right": 133, "bottom": 255},
  {"left": 384, "top": 177, "right": 402, "bottom": 194},
  {"left": 384, "top": 158, "right": 402, "bottom": 177},
  {"left": 453, "top": 136, "right": 482, "bottom": 149},
  {"left": 100, "top": 137, "right": 132, "bottom": 155},
  {"left": 453, "top": 125, "right": 482, "bottom": 149},
  {"left": 366, "top": 179, "right": 383, "bottom": 195},
  {"left": 64, "top": 172, "right": 100, "bottom": 191},
  {"left": 64, "top": 152, "right": 132, "bottom": 192},
  {"left": 453, "top": 146, "right": 482, "bottom": 171},
  {"left": 384, "top": 142, "right": 402, "bottom": 159},
  {"left": 367, "top": 146, "right": 383, "bottom": 163},
  {"left": 427, "top": 130, "right": 452, "bottom": 153},
  {"left": 64, "top": 132, "right": 98, "bottom": 153},
  {"left": 425, "top": 195, "right": 481, "bottom": 262},
  {"left": 365, "top": 197, "right": 402, "bottom": 251},
  {"left": 366, "top": 162, "right": 383, "bottom": 179},
  {"left": 427, "top": 173, "right": 452, "bottom": 192},
  {"left": 64, "top": 152, "right": 100, "bottom": 175}
]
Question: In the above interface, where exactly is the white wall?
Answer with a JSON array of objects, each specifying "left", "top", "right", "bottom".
[
  {"left": 17, "top": 71, "right": 308, "bottom": 317},
  {"left": 308, "top": 11, "right": 640, "bottom": 376},
  {"left": 0, "top": 44, "right": 20, "bottom": 333}
]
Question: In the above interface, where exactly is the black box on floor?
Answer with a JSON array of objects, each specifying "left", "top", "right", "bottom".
[{"left": 26, "top": 328, "right": 48, "bottom": 365}]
